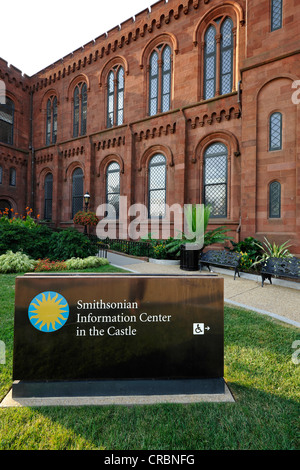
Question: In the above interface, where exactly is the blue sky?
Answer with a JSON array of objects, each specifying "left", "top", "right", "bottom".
[{"left": 1, "top": 0, "right": 153, "bottom": 76}]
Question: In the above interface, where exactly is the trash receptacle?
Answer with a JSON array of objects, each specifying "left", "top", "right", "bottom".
[{"left": 180, "top": 244, "right": 200, "bottom": 271}]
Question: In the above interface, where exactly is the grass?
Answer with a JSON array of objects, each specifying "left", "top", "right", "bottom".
[{"left": 0, "top": 270, "right": 299, "bottom": 450}]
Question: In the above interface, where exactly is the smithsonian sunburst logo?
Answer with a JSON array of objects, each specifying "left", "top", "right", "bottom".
[{"left": 28, "top": 292, "right": 69, "bottom": 333}]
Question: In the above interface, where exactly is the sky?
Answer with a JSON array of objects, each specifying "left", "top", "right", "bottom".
[{"left": 0, "top": 0, "right": 154, "bottom": 76}]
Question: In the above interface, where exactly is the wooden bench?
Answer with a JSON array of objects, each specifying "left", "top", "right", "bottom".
[
  {"left": 260, "top": 257, "right": 300, "bottom": 287},
  {"left": 199, "top": 250, "right": 242, "bottom": 280}
]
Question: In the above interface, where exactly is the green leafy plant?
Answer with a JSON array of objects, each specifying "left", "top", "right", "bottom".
[
  {"left": 48, "top": 229, "right": 99, "bottom": 261},
  {"left": 252, "top": 237, "right": 293, "bottom": 267},
  {"left": 65, "top": 256, "right": 109, "bottom": 270},
  {"left": 165, "top": 205, "right": 232, "bottom": 257},
  {"left": 0, "top": 251, "right": 36, "bottom": 273},
  {"left": 230, "top": 237, "right": 263, "bottom": 261},
  {"left": 0, "top": 224, "right": 52, "bottom": 259}
]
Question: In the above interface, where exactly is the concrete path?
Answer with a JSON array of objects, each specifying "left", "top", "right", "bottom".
[{"left": 108, "top": 252, "right": 300, "bottom": 328}]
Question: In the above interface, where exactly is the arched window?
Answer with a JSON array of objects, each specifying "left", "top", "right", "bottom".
[
  {"left": 148, "top": 154, "right": 167, "bottom": 218},
  {"left": 0, "top": 97, "right": 14, "bottom": 145},
  {"left": 0, "top": 166, "right": 2, "bottom": 184},
  {"left": 269, "top": 181, "right": 281, "bottom": 218},
  {"left": 204, "top": 143, "right": 228, "bottom": 218},
  {"left": 44, "top": 173, "right": 53, "bottom": 220},
  {"left": 271, "top": 0, "right": 282, "bottom": 31},
  {"left": 269, "top": 112, "right": 282, "bottom": 151},
  {"left": 72, "top": 168, "right": 83, "bottom": 217},
  {"left": 220, "top": 18, "right": 234, "bottom": 96},
  {"left": 106, "top": 162, "right": 120, "bottom": 219},
  {"left": 149, "top": 44, "right": 172, "bottom": 116},
  {"left": 46, "top": 96, "right": 57, "bottom": 145},
  {"left": 204, "top": 25, "right": 217, "bottom": 100},
  {"left": 107, "top": 66, "right": 124, "bottom": 128},
  {"left": 73, "top": 83, "right": 87, "bottom": 137},
  {"left": 203, "top": 17, "right": 234, "bottom": 100},
  {"left": 9, "top": 168, "right": 16, "bottom": 187}
]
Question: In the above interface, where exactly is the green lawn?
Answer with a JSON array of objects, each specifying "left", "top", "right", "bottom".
[{"left": 0, "top": 270, "right": 299, "bottom": 450}]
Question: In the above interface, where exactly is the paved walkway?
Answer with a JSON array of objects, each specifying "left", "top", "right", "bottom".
[{"left": 108, "top": 252, "right": 300, "bottom": 328}]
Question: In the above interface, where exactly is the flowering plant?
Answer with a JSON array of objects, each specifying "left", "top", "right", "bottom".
[
  {"left": 73, "top": 211, "right": 99, "bottom": 227},
  {"left": 0, "top": 207, "right": 39, "bottom": 228}
]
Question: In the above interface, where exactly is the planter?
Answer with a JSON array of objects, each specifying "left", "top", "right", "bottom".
[
  {"left": 149, "top": 258, "right": 180, "bottom": 265},
  {"left": 180, "top": 244, "right": 200, "bottom": 271}
]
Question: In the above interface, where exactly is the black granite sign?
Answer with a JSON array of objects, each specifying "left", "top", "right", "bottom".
[{"left": 13, "top": 274, "right": 224, "bottom": 384}]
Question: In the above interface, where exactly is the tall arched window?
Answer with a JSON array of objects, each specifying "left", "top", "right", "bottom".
[
  {"left": 9, "top": 167, "right": 16, "bottom": 187},
  {"left": 0, "top": 166, "right": 2, "bottom": 184},
  {"left": 72, "top": 168, "right": 83, "bottom": 217},
  {"left": 0, "top": 97, "right": 14, "bottom": 145},
  {"left": 46, "top": 96, "right": 57, "bottom": 145},
  {"left": 203, "top": 16, "right": 234, "bottom": 100},
  {"left": 220, "top": 18, "right": 234, "bottom": 96},
  {"left": 204, "top": 143, "right": 228, "bottom": 218},
  {"left": 106, "top": 162, "right": 120, "bottom": 218},
  {"left": 107, "top": 66, "right": 124, "bottom": 128},
  {"left": 204, "top": 25, "right": 217, "bottom": 100},
  {"left": 269, "top": 112, "right": 282, "bottom": 151},
  {"left": 44, "top": 173, "right": 53, "bottom": 220},
  {"left": 149, "top": 44, "right": 172, "bottom": 116},
  {"left": 269, "top": 181, "right": 281, "bottom": 218},
  {"left": 148, "top": 154, "right": 167, "bottom": 218},
  {"left": 271, "top": 0, "right": 282, "bottom": 31},
  {"left": 73, "top": 83, "right": 87, "bottom": 137}
]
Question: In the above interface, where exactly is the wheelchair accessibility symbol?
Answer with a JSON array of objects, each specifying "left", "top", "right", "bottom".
[{"left": 193, "top": 323, "right": 210, "bottom": 335}]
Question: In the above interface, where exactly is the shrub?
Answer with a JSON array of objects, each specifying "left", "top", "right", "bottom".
[
  {"left": 230, "top": 237, "right": 263, "bottom": 260},
  {"left": 48, "top": 229, "right": 98, "bottom": 261},
  {"left": 0, "top": 224, "right": 52, "bottom": 259},
  {"left": 65, "top": 256, "right": 109, "bottom": 270},
  {"left": 0, "top": 251, "right": 36, "bottom": 273}
]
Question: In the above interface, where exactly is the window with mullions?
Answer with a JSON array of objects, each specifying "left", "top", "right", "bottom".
[
  {"left": 44, "top": 173, "right": 53, "bottom": 221},
  {"left": 107, "top": 66, "right": 124, "bottom": 128},
  {"left": 106, "top": 162, "right": 120, "bottom": 219},
  {"left": 203, "top": 17, "right": 234, "bottom": 100},
  {"left": 220, "top": 18, "right": 234, "bottom": 95},
  {"left": 46, "top": 96, "right": 57, "bottom": 145},
  {"left": 72, "top": 168, "right": 83, "bottom": 218},
  {"left": 73, "top": 83, "right": 87, "bottom": 138},
  {"left": 149, "top": 45, "right": 172, "bottom": 116},
  {"left": 269, "top": 112, "right": 282, "bottom": 151},
  {"left": 148, "top": 154, "right": 167, "bottom": 218},
  {"left": 271, "top": 0, "right": 282, "bottom": 31},
  {"left": 0, "top": 97, "right": 14, "bottom": 145},
  {"left": 269, "top": 181, "right": 281, "bottom": 218},
  {"left": 204, "top": 143, "right": 228, "bottom": 218},
  {"left": 9, "top": 167, "right": 16, "bottom": 187}
]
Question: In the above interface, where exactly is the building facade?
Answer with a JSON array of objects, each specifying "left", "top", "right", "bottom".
[{"left": 0, "top": 0, "right": 299, "bottom": 253}]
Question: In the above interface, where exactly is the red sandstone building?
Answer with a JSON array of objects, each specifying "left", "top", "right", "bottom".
[{"left": 0, "top": 0, "right": 299, "bottom": 253}]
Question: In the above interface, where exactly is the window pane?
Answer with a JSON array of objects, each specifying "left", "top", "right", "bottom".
[
  {"left": 107, "top": 71, "right": 115, "bottom": 127},
  {"left": 271, "top": 0, "right": 282, "bottom": 31},
  {"left": 73, "top": 87, "right": 80, "bottom": 137},
  {"left": 0, "top": 166, "right": 2, "bottom": 184},
  {"left": 81, "top": 84, "right": 87, "bottom": 135},
  {"left": 270, "top": 112, "right": 282, "bottom": 150},
  {"left": 72, "top": 168, "right": 83, "bottom": 217},
  {"left": 149, "top": 155, "right": 166, "bottom": 217},
  {"left": 106, "top": 163, "right": 120, "bottom": 218},
  {"left": 52, "top": 97, "right": 57, "bottom": 144},
  {"left": 220, "top": 18, "right": 233, "bottom": 95},
  {"left": 117, "top": 68, "right": 124, "bottom": 126},
  {"left": 46, "top": 99, "right": 51, "bottom": 146},
  {"left": 9, "top": 168, "right": 16, "bottom": 186},
  {"left": 44, "top": 173, "right": 53, "bottom": 220},
  {"left": 204, "top": 143, "right": 227, "bottom": 218},
  {"left": 204, "top": 26, "right": 216, "bottom": 100},
  {"left": 0, "top": 97, "right": 14, "bottom": 145},
  {"left": 149, "top": 52, "right": 158, "bottom": 116},
  {"left": 269, "top": 181, "right": 281, "bottom": 218}
]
